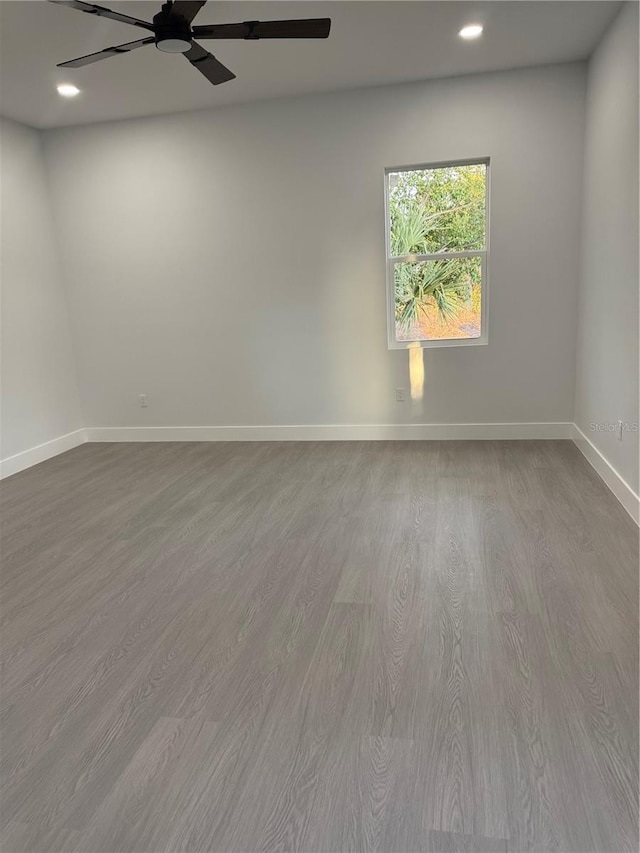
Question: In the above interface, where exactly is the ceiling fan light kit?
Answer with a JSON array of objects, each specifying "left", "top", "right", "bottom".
[
  {"left": 50, "top": 0, "right": 331, "bottom": 85},
  {"left": 153, "top": 4, "right": 193, "bottom": 53}
]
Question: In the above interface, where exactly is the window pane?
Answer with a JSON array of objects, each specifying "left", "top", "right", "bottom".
[
  {"left": 388, "top": 162, "right": 486, "bottom": 255},
  {"left": 394, "top": 256, "right": 482, "bottom": 342}
]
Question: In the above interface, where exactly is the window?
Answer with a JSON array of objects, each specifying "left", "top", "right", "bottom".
[{"left": 385, "top": 158, "right": 489, "bottom": 349}]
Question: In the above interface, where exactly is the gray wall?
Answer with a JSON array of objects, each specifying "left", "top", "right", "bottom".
[
  {"left": 42, "top": 63, "right": 586, "bottom": 429},
  {"left": 575, "top": 2, "right": 639, "bottom": 492},
  {"left": 0, "top": 118, "right": 83, "bottom": 460}
]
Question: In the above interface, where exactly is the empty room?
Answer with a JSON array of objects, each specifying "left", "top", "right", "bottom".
[{"left": 0, "top": 1, "right": 638, "bottom": 851}]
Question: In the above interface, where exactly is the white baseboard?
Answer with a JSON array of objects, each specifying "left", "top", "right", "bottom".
[
  {"left": 571, "top": 425, "right": 639, "bottom": 525},
  {"left": 3, "top": 423, "right": 636, "bottom": 525},
  {"left": 86, "top": 422, "right": 574, "bottom": 443},
  {"left": 0, "top": 428, "right": 88, "bottom": 479},
  {"left": 0, "top": 423, "right": 576, "bottom": 479}
]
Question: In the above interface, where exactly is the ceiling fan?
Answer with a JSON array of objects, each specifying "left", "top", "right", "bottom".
[{"left": 50, "top": 0, "right": 331, "bottom": 85}]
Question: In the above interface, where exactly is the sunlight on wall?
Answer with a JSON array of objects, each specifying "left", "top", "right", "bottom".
[{"left": 409, "top": 343, "right": 424, "bottom": 402}]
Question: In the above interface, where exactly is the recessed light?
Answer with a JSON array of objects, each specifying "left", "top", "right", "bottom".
[
  {"left": 459, "top": 24, "right": 483, "bottom": 40},
  {"left": 57, "top": 83, "right": 80, "bottom": 98}
]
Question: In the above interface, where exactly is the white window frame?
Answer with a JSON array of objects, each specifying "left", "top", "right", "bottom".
[{"left": 384, "top": 157, "right": 491, "bottom": 350}]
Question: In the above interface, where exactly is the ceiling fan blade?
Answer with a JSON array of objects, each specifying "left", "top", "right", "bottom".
[
  {"left": 185, "top": 42, "right": 235, "bottom": 85},
  {"left": 192, "top": 22, "right": 248, "bottom": 39},
  {"left": 57, "top": 37, "right": 155, "bottom": 68},
  {"left": 250, "top": 19, "right": 331, "bottom": 39},
  {"left": 193, "top": 18, "right": 331, "bottom": 40},
  {"left": 168, "top": 1, "right": 208, "bottom": 24},
  {"left": 48, "top": 0, "right": 154, "bottom": 31}
]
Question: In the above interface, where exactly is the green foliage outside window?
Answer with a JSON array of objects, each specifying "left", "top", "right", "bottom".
[{"left": 388, "top": 163, "right": 486, "bottom": 338}]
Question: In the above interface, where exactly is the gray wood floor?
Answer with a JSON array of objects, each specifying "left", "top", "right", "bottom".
[{"left": 0, "top": 440, "right": 637, "bottom": 853}]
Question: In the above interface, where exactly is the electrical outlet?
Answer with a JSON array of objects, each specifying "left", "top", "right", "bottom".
[
  {"left": 139, "top": 394, "right": 148, "bottom": 408},
  {"left": 395, "top": 388, "right": 406, "bottom": 402}
]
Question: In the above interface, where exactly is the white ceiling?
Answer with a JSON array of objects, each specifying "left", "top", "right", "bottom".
[{"left": 0, "top": 0, "right": 620, "bottom": 128}]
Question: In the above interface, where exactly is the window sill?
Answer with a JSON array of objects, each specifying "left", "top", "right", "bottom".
[{"left": 388, "top": 335, "right": 488, "bottom": 351}]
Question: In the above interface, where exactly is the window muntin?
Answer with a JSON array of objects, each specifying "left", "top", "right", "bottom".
[{"left": 386, "top": 159, "right": 489, "bottom": 348}]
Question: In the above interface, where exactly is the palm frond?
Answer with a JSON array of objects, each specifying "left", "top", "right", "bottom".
[{"left": 394, "top": 258, "right": 462, "bottom": 332}]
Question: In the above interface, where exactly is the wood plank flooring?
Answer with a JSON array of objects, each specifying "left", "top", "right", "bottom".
[{"left": 0, "top": 440, "right": 637, "bottom": 852}]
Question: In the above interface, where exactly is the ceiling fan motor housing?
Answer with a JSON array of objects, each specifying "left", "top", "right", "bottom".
[{"left": 154, "top": 5, "right": 193, "bottom": 53}]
